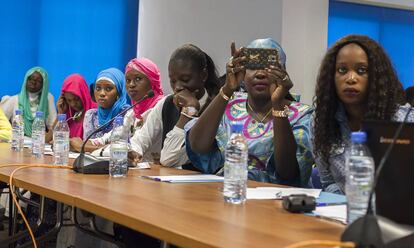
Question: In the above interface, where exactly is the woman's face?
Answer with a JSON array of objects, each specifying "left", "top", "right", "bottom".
[
  {"left": 94, "top": 80, "right": 118, "bottom": 109},
  {"left": 64, "top": 92, "right": 83, "bottom": 112},
  {"left": 125, "top": 69, "right": 152, "bottom": 102},
  {"left": 335, "top": 43, "right": 369, "bottom": 107},
  {"left": 26, "top": 71, "right": 43, "bottom": 93},
  {"left": 244, "top": 69, "right": 271, "bottom": 100},
  {"left": 168, "top": 59, "right": 207, "bottom": 99}
]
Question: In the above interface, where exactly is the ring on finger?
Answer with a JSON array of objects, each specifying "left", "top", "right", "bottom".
[{"left": 282, "top": 75, "right": 289, "bottom": 81}]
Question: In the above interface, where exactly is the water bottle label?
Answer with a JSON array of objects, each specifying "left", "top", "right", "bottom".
[
  {"left": 54, "top": 142, "right": 69, "bottom": 152},
  {"left": 111, "top": 149, "right": 128, "bottom": 160}
]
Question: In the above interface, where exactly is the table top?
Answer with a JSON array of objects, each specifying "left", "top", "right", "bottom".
[{"left": 0, "top": 143, "right": 344, "bottom": 248}]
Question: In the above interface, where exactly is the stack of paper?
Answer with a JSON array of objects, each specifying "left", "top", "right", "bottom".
[
  {"left": 313, "top": 205, "right": 347, "bottom": 224},
  {"left": 246, "top": 187, "right": 321, "bottom": 199},
  {"left": 142, "top": 175, "right": 224, "bottom": 183}
]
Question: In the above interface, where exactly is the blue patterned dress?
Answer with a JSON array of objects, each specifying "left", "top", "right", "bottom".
[{"left": 185, "top": 92, "right": 314, "bottom": 187}]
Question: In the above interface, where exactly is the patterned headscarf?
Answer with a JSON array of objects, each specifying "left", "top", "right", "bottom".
[
  {"left": 247, "top": 38, "right": 286, "bottom": 68},
  {"left": 18, "top": 66, "right": 49, "bottom": 136},
  {"left": 125, "top": 58, "right": 164, "bottom": 118},
  {"left": 61, "top": 74, "right": 97, "bottom": 138},
  {"left": 95, "top": 68, "right": 130, "bottom": 126},
  {"left": 247, "top": 38, "right": 295, "bottom": 101}
]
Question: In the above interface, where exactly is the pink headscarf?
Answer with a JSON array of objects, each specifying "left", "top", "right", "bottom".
[
  {"left": 125, "top": 58, "right": 164, "bottom": 118},
  {"left": 61, "top": 74, "right": 97, "bottom": 138}
]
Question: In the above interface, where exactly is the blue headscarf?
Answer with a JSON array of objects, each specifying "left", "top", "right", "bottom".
[
  {"left": 247, "top": 38, "right": 296, "bottom": 101},
  {"left": 96, "top": 68, "right": 130, "bottom": 126},
  {"left": 247, "top": 38, "right": 286, "bottom": 68}
]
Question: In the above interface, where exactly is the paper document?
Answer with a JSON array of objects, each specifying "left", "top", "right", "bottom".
[
  {"left": 44, "top": 146, "right": 107, "bottom": 160},
  {"left": 142, "top": 175, "right": 224, "bottom": 183},
  {"left": 129, "top": 162, "right": 151, "bottom": 170},
  {"left": 312, "top": 205, "right": 347, "bottom": 224},
  {"left": 246, "top": 187, "right": 321, "bottom": 199}
]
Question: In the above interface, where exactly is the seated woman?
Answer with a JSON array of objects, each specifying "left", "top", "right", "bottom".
[
  {"left": 128, "top": 44, "right": 221, "bottom": 168},
  {"left": 187, "top": 38, "right": 313, "bottom": 187},
  {"left": 56, "top": 74, "right": 97, "bottom": 139},
  {"left": 312, "top": 35, "right": 414, "bottom": 194},
  {"left": 83, "top": 68, "right": 130, "bottom": 140},
  {"left": 0, "top": 108, "right": 12, "bottom": 142},
  {"left": 73, "top": 58, "right": 164, "bottom": 153},
  {"left": 0, "top": 66, "right": 57, "bottom": 137}
]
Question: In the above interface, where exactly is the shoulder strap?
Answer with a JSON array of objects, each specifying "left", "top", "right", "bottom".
[{"left": 161, "top": 95, "right": 180, "bottom": 148}]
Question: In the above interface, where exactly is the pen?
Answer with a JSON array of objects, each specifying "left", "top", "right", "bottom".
[
  {"left": 141, "top": 176, "right": 161, "bottom": 181},
  {"left": 316, "top": 202, "right": 347, "bottom": 207}
]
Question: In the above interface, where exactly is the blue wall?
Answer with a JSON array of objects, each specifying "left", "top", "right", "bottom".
[
  {"left": 0, "top": 0, "right": 138, "bottom": 101},
  {"left": 328, "top": 0, "right": 414, "bottom": 88}
]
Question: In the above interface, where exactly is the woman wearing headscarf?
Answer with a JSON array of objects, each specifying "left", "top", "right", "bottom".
[
  {"left": 57, "top": 74, "right": 97, "bottom": 139},
  {"left": 186, "top": 38, "right": 314, "bottom": 187},
  {"left": 0, "top": 66, "right": 57, "bottom": 136},
  {"left": 82, "top": 68, "right": 130, "bottom": 140},
  {"left": 73, "top": 58, "right": 164, "bottom": 153}
]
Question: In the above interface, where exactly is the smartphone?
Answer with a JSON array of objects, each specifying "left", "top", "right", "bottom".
[{"left": 240, "top": 48, "right": 280, "bottom": 70}]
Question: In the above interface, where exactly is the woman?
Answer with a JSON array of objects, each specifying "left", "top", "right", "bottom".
[
  {"left": 74, "top": 58, "right": 164, "bottom": 153},
  {"left": 83, "top": 68, "right": 130, "bottom": 140},
  {"left": 0, "top": 66, "right": 56, "bottom": 136},
  {"left": 128, "top": 44, "right": 221, "bottom": 168},
  {"left": 112, "top": 45, "right": 221, "bottom": 247},
  {"left": 0, "top": 109, "right": 12, "bottom": 142},
  {"left": 57, "top": 74, "right": 97, "bottom": 139},
  {"left": 187, "top": 38, "right": 313, "bottom": 187},
  {"left": 312, "top": 35, "right": 414, "bottom": 194}
]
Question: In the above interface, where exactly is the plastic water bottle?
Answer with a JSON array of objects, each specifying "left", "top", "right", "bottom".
[
  {"left": 109, "top": 117, "right": 129, "bottom": 177},
  {"left": 32, "top": 111, "right": 45, "bottom": 157},
  {"left": 11, "top": 109, "right": 24, "bottom": 151},
  {"left": 345, "top": 131, "right": 375, "bottom": 224},
  {"left": 53, "top": 114, "right": 70, "bottom": 165},
  {"left": 223, "top": 123, "right": 248, "bottom": 204}
]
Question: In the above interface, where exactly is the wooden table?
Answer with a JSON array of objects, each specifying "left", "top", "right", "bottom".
[{"left": 0, "top": 143, "right": 344, "bottom": 247}]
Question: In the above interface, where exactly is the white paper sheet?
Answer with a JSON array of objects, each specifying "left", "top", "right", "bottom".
[
  {"left": 312, "top": 205, "right": 347, "bottom": 224},
  {"left": 142, "top": 175, "right": 224, "bottom": 183},
  {"left": 246, "top": 187, "right": 321, "bottom": 199}
]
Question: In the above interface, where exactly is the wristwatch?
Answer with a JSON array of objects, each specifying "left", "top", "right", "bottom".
[
  {"left": 272, "top": 105, "right": 289, "bottom": 118},
  {"left": 181, "top": 106, "right": 199, "bottom": 118}
]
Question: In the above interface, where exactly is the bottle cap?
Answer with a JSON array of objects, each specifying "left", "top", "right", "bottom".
[
  {"left": 351, "top": 131, "right": 367, "bottom": 143},
  {"left": 15, "top": 109, "right": 22, "bottom": 115},
  {"left": 35, "top": 111, "right": 44, "bottom": 118},
  {"left": 231, "top": 123, "right": 244, "bottom": 133},
  {"left": 114, "top": 116, "right": 124, "bottom": 125},
  {"left": 58, "top": 114, "right": 66, "bottom": 121}
]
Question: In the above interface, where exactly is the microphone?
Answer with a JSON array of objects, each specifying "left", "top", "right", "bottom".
[
  {"left": 72, "top": 90, "right": 155, "bottom": 174},
  {"left": 341, "top": 104, "right": 414, "bottom": 247}
]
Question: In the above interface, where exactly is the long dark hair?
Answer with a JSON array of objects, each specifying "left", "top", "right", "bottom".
[
  {"left": 313, "top": 35, "right": 405, "bottom": 164},
  {"left": 169, "top": 44, "right": 221, "bottom": 97}
]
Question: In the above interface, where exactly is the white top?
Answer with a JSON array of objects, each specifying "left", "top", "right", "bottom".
[
  {"left": 130, "top": 91, "right": 208, "bottom": 168},
  {"left": 90, "top": 107, "right": 150, "bottom": 144},
  {"left": 0, "top": 93, "right": 57, "bottom": 129}
]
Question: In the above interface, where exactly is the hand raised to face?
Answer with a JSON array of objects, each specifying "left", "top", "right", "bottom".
[
  {"left": 223, "top": 42, "right": 247, "bottom": 95},
  {"left": 173, "top": 88, "right": 200, "bottom": 110},
  {"left": 267, "top": 65, "right": 293, "bottom": 107}
]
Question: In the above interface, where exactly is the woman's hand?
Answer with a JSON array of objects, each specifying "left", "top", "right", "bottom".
[
  {"left": 128, "top": 150, "right": 142, "bottom": 166},
  {"left": 70, "top": 137, "right": 83, "bottom": 152},
  {"left": 223, "top": 42, "right": 246, "bottom": 96},
  {"left": 173, "top": 89, "right": 200, "bottom": 110},
  {"left": 267, "top": 65, "right": 293, "bottom": 107},
  {"left": 57, "top": 95, "right": 68, "bottom": 114}
]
